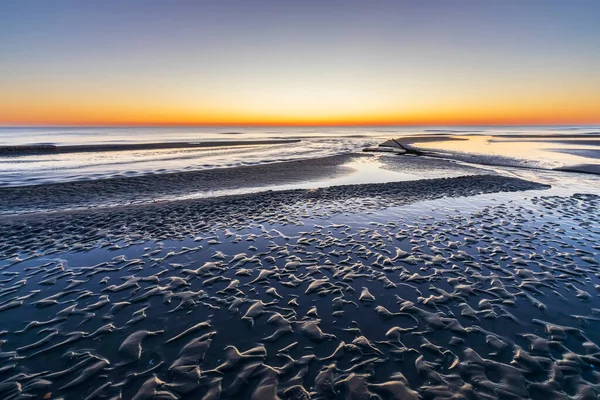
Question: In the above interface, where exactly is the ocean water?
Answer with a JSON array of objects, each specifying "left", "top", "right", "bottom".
[{"left": 0, "top": 125, "right": 599, "bottom": 187}]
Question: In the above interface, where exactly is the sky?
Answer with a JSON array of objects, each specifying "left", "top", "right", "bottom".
[{"left": 1, "top": 0, "right": 599, "bottom": 126}]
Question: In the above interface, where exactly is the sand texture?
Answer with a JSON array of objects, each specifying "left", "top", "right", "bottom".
[
  {"left": 0, "top": 174, "right": 548, "bottom": 257},
  {"left": 2, "top": 166, "right": 600, "bottom": 400},
  {"left": 0, "top": 139, "right": 302, "bottom": 155}
]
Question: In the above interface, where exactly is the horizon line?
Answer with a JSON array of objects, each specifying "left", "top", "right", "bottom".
[{"left": 2, "top": 122, "right": 599, "bottom": 129}]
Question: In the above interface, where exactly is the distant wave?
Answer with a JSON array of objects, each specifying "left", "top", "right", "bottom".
[
  {"left": 549, "top": 148, "right": 600, "bottom": 159},
  {"left": 0, "top": 144, "right": 60, "bottom": 154},
  {"left": 0, "top": 139, "right": 301, "bottom": 156},
  {"left": 340, "top": 134, "right": 373, "bottom": 138},
  {"left": 554, "top": 164, "right": 600, "bottom": 175},
  {"left": 424, "top": 129, "right": 483, "bottom": 133},
  {"left": 493, "top": 133, "right": 600, "bottom": 138},
  {"left": 547, "top": 126, "right": 600, "bottom": 131},
  {"left": 286, "top": 134, "right": 374, "bottom": 140}
]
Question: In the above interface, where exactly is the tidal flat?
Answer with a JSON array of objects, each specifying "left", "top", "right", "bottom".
[{"left": 1, "top": 163, "right": 600, "bottom": 399}]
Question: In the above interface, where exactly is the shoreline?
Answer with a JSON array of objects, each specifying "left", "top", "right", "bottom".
[
  {"left": 0, "top": 138, "right": 302, "bottom": 156},
  {"left": 383, "top": 135, "right": 600, "bottom": 177},
  {"left": 0, "top": 152, "right": 493, "bottom": 215},
  {"left": 0, "top": 153, "right": 364, "bottom": 214}
]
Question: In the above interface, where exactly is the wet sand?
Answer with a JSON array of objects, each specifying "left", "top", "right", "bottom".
[
  {"left": 0, "top": 174, "right": 548, "bottom": 257},
  {"left": 0, "top": 154, "right": 362, "bottom": 214},
  {"left": 0, "top": 139, "right": 302, "bottom": 156},
  {"left": 0, "top": 153, "right": 494, "bottom": 215},
  {"left": 387, "top": 135, "right": 600, "bottom": 176},
  {"left": 555, "top": 164, "right": 600, "bottom": 175},
  {"left": 3, "top": 152, "right": 600, "bottom": 399}
]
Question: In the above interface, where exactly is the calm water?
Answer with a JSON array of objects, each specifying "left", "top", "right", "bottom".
[{"left": 0, "top": 125, "right": 599, "bottom": 186}]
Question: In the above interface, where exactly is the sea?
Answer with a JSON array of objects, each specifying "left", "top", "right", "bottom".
[{"left": 0, "top": 125, "right": 599, "bottom": 188}]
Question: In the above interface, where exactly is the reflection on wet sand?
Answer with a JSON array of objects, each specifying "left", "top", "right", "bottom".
[
  {"left": 396, "top": 134, "right": 600, "bottom": 174},
  {"left": 1, "top": 170, "right": 600, "bottom": 399}
]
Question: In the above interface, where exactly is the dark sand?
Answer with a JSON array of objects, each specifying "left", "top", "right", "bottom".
[
  {"left": 4, "top": 151, "right": 600, "bottom": 400},
  {"left": 2, "top": 172, "right": 600, "bottom": 400},
  {"left": 0, "top": 154, "right": 362, "bottom": 214},
  {"left": 555, "top": 164, "right": 600, "bottom": 175},
  {"left": 0, "top": 174, "right": 548, "bottom": 258},
  {"left": 0, "top": 153, "right": 498, "bottom": 215},
  {"left": 494, "top": 138, "right": 600, "bottom": 146},
  {"left": 493, "top": 133, "right": 600, "bottom": 139},
  {"left": 0, "top": 139, "right": 302, "bottom": 156}
]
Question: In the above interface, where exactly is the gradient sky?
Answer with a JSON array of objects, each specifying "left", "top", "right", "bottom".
[{"left": 1, "top": 0, "right": 599, "bottom": 126}]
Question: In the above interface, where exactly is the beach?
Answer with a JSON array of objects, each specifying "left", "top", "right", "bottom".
[
  {"left": 1, "top": 128, "right": 600, "bottom": 400},
  {"left": 3, "top": 0, "right": 600, "bottom": 397}
]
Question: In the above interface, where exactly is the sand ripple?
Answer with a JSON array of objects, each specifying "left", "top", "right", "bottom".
[{"left": 2, "top": 176, "right": 600, "bottom": 399}]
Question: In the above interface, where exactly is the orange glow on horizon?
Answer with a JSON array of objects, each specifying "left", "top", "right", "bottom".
[
  {"left": 2, "top": 110, "right": 598, "bottom": 127},
  {"left": 2, "top": 86, "right": 598, "bottom": 127},
  {"left": 1, "top": 83, "right": 598, "bottom": 127},
  {"left": 3, "top": 2, "right": 599, "bottom": 129},
  {"left": 3, "top": 52, "right": 598, "bottom": 128}
]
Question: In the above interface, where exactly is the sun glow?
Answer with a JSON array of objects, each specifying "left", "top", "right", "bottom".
[{"left": 1, "top": 1, "right": 599, "bottom": 127}]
